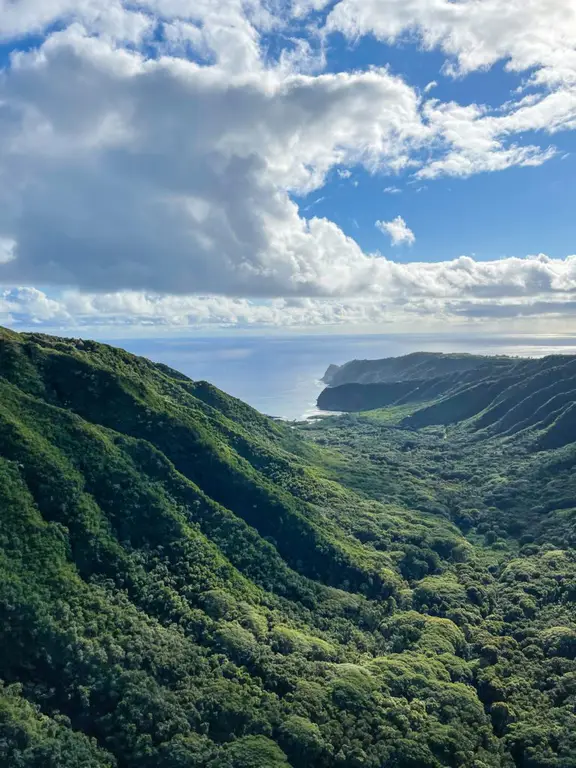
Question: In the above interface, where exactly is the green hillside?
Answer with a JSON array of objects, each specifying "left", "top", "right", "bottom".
[
  {"left": 1, "top": 329, "right": 576, "bottom": 767},
  {"left": 318, "top": 352, "right": 524, "bottom": 412},
  {"left": 322, "top": 352, "right": 518, "bottom": 387},
  {"left": 318, "top": 354, "right": 576, "bottom": 451}
]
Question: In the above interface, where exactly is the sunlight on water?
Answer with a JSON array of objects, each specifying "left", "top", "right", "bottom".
[{"left": 113, "top": 333, "right": 576, "bottom": 420}]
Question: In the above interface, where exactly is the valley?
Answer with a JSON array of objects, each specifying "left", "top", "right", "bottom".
[{"left": 1, "top": 328, "right": 575, "bottom": 767}]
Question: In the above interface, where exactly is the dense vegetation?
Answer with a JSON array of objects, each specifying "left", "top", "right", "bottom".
[
  {"left": 1, "top": 329, "right": 576, "bottom": 767},
  {"left": 318, "top": 353, "right": 576, "bottom": 436},
  {"left": 322, "top": 352, "right": 517, "bottom": 387}
]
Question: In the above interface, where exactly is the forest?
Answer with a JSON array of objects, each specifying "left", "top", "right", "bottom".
[{"left": 1, "top": 326, "right": 576, "bottom": 767}]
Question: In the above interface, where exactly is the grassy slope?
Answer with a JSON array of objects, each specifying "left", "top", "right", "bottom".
[{"left": 324, "top": 352, "right": 519, "bottom": 387}]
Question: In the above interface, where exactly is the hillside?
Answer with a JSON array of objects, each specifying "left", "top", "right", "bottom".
[
  {"left": 318, "top": 353, "right": 576, "bottom": 450},
  {"left": 1, "top": 329, "right": 576, "bottom": 767},
  {"left": 322, "top": 352, "right": 518, "bottom": 387}
]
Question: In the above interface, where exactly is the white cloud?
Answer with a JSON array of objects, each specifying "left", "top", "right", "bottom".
[
  {"left": 0, "top": 1, "right": 165, "bottom": 60},
  {"left": 383, "top": 186, "right": 401, "bottom": 194},
  {"left": 0, "top": 286, "right": 71, "bottom": 323},
  {"left": 327, "top": 0, "right": 576, "bottom": 83},
  {"left": 0, "top": 0, "right": 574, "bottom": 335},
  {"left": 0, "top": 0, "right": 271, "bottom": 72},
  {"left": 4, "top": 253, "right": 576, "bottom": 332},
  {"left": 423, "top": 81, "right": 437, "bottom": 93},
  {"left": 327, "top": 0, "right": 576, "bottom": 177},
  {"left": 0, "top": 238, "right": 17, "bottom": 264},
  {"left": 376, "top": 216, "right": 415, "bottom": 246},
  {"left": 417, "top": 98, "right": 559, "bottom": 179},
  {"left": 291, "top": 0, "right": 333, "bottom": 17},
  {"left": 0, "top": 28, "right": 432, "bottom": 297}
]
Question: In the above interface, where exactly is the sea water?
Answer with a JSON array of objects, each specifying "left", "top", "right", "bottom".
[{"left": 113, "top": 333, "right": 576, "bottom": 421}]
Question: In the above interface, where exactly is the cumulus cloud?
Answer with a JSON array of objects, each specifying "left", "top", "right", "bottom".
[
  {"left": 327, "top": 0, "right": 576, "bottom": 178},
  {"left": 4, "top": 253, "right": 576, "bottom": 332},
  {"left": 0, "top": 0, "right": 273, "bottom": 72},
  {"left": 417, "top": 99, "right": 558, "bottom": 179},
  {"left": 376, "top": 216, "right": 415, "bottom": 246},
  {"left": 326, "top": 0, "right": 576, "bottom": 82},
  {"left": 0, "top": 27, "right": 431, "bottom": 297},
  {"left": 0, "top": 0, "right": 574, "bottom": 332}
]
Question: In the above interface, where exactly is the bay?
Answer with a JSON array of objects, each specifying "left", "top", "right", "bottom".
[{"left": 112, "top": 333, "right": 576, "bottom": 420}]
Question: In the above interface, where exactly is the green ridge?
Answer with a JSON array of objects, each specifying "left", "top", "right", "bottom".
[{"left": 1, "top": 329, "right": 576, "bottom": 767}]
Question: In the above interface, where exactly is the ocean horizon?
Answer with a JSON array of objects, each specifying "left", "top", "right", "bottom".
[{"left": 105, "top": 332, "right": 576, "bottom": 420}]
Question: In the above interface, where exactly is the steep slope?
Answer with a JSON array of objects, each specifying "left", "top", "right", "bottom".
[
  {"left": 319, "top": 352, "right": 576, "bottom": 453},
  {"left": 323, "top": 352, "right": 519, "bottom": 387},
  {"left": 403, "top": 355, "right": 576, "bottom": 446},
  {"left": 0, "top": 328, "right": 504, "bottom": 768},
  {"left": 317, "top": 367, "right": 512, "bottom": 413},
  {"left": 4, "top": 329, "right": 576, "bottom": 768},
  {"left": 319, "top": 352, "right": 524, "bottom": 412}
]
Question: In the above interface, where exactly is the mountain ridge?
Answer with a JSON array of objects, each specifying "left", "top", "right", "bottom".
[
  {"left": 1, "top": 328, "right": 576, "bottom": 767},
  {"left": 322, "top": 351, "right": 521, "bottom": 387},
  {"left": 318, "top": 351, "right": 576, "bottom": 449}
]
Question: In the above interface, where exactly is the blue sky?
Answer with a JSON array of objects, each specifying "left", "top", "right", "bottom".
[
  {"left": 0, "top": 0, "right": 575, "bottom": 336},
  {"left": 298, "top": 33, "right": 576, "bottom": 262},
  {"left": 302, "top": 149, "right": 576, "bottom": 263}
]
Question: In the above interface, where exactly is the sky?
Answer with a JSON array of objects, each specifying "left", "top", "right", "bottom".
[{"left": 0, "top": 0, "right": 576, "bottom": 337}]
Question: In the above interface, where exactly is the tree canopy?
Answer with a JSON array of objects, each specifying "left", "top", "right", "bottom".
[{"left": 1, "top": 327, "right": 575, "bottom": 767}]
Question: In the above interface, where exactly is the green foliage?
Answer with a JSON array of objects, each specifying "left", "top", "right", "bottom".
[
  {"left": 1, "top": 329, "right": 576, "bottom": 767},
  {"left": 212, "top": 736, "right": 291, "bottom": 767},
  {"left": 0, "top": 682, "right": 115, "bottom": 767},
  {"left": 302, "top": 390, "right": 576, "bottom": 767}
]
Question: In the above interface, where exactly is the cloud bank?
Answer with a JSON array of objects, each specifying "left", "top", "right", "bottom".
[
  {"left": 4, "top": 254, "right": 576, "bottom": 333},
  {"left": 0, "top": 27, "right": 429, "bottom": 297}
]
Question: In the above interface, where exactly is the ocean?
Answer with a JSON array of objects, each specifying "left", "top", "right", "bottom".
[{"left": 112, "top": 333, "right": 576, "bottom": 420}]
